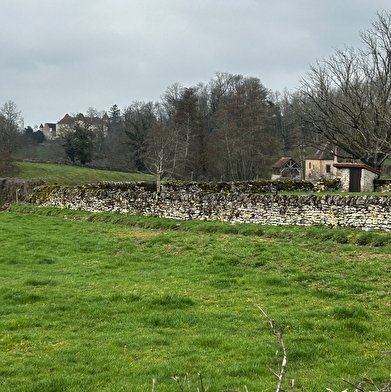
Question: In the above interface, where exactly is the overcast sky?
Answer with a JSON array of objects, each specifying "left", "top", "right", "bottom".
[{"left": 1, "top": 0, "right": 391, "bottom": 128}]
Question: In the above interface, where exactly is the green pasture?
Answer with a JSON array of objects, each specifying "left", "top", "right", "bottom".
[
  {"left": 1, "top": 207, "right": 391, "bottom": 391},
  {"left": 14, "top": 162, "right": 154, "bottom": 185}
]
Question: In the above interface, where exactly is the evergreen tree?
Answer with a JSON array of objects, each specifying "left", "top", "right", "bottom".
[{"left": 62, "top": 123, "right": 95, "bottom": 165}]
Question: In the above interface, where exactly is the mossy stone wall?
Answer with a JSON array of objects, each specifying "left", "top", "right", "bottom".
[{"left": 28, "top": 180, "right": 391, "bottom": 231}]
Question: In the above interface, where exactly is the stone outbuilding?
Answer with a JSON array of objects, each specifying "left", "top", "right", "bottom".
[
  {"left": 333, "top": 163, "right": 381, "bottom": 192},
  {"left": 271, "top": 157, "right": 301, "bottom": 180}
]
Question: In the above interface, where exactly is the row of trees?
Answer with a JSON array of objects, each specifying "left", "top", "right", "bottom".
[
  {"left": 59, "top": 74, "right": 295, "bottom": 183},
  {"left": 3, "top": 12, "right": 391, "bottom": 180}
]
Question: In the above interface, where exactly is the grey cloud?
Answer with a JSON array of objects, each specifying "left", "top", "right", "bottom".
[{"left": 1, "top": 0, "right": 391, "bottom": 126}]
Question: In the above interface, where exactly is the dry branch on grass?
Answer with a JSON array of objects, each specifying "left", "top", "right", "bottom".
[
  {"left": 172, "top": 372, "right": 207, "bottom": 392},
  {"left": 258, "top": 306, "right": 289, "bottom": 392},
  {"left": 328, "top": 350, "right": 391, "bottom": 392}
]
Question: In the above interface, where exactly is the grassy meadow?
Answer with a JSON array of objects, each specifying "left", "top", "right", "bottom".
[
  {"left": 14, "top": 161, "right": 154, "bottom": 185},
  {"left": 1, "top": 205, "right": 391, "bottom": 391}
]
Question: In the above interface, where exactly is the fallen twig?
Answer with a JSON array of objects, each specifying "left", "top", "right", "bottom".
[{"left": 257, "top": 306, "right": 288, "bottom": 392}]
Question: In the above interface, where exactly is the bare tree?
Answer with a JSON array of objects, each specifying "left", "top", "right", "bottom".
[
  {"left": 103, "top": 104, "right": 134, "bottom": 171},
  {"left": 272, "top": 91, "right": 306, "bottom": 158},
  {"left": 123, "top": 101, "right": 156, "bottom": 172},
  {"left": 0, "top": 100, "right": 23, "bottom": 153},
  {"left": 171, "top": 88, "right": 207, "bottom": 181},
  {"left": 299, "top": 11, "right": 391, "bottom": 170},
  {"left": 212, "top": 75, "right": 278, "bottom": 180},
  {"left": 161, "top": 83, "right": 184, "bottom": 118},
  {"left": 142, "top": 104, "right": 179, "bottom": 191}
]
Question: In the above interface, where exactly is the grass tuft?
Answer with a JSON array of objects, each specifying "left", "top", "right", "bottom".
[
  {"left": 331, "top": 305, "right": 370, "bottom": 320},
  {"left": 151, "top": 294, "right": 196, "bottom": 309}
]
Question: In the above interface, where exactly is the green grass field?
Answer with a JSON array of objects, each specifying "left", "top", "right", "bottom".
[
  {"left": 1, "top": 206, "right": 391, "bottom": 391},
  {"left": 14, "top": 162, "right": 154, "bottom": 185}
]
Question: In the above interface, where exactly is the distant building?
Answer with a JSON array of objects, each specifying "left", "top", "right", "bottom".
[
  {"left": 305, "top": 143, "right": 338, "bottom": 180},
  {"left": 56, "top": 113, "right": 109, "bottom": 138},
  {"left": 39, "top": 123, "right": 57, "bottom": 141},
  {"left": 40, "top": 113, "right": 109, "bottom": 141},
  {"left": 271, "top": 157, "right": 301, "bottom": 180}
]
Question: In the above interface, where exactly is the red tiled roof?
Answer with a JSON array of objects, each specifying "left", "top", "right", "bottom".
[
  {"left": 58, "top": 113, "right": 73, "bottom": 124},
  {"left": 58, "top": 113, "right": 108, "bottom": 124},
  {"left": 333, "top": 163, "right": 381, "bottom": 175}
]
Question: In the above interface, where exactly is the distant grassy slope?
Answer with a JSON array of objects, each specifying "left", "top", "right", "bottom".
[{"left": 14, "top": 161, "right": 154, "bottom": 185}]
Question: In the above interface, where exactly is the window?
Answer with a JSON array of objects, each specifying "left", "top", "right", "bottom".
[{"left": 326, "top": 164, "right": 331, "bottom": 173}]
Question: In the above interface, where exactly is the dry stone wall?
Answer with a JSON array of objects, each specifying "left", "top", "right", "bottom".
[{"left": 28, "top": 180, "right": 391, "bottom": 231}]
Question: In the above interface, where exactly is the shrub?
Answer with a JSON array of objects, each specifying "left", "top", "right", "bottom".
[
  {"left": 0, "top": 178, "right": 45, "bottom": 204},
  {"left": 0, "top": 150, "right": 19, "bottom": 177}
]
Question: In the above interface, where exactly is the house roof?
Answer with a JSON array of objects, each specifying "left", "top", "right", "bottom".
[
  {"left": 58, "top": 113, "right": 108, "bottom": 125},
  {"left": 333, "top": 162, "right": 381, "bottom": 176},
  {"left": 305, "top": 143, "right": 334, "bottom": 160},
  {"left": 58, "top": 113, "right": 74, "bottom": 124},
  {"left": 272, "top": 157, "right": 301, "bottom": 169}
]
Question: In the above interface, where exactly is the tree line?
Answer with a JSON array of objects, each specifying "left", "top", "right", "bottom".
[
  {"left": 2, "top": 73, "right": 307, "bottom": 182},
  {"left": 3, "top": 11, "right": 391, "bottom": 180},
  {"left": 58, "top": 74, "right": 300, "bottom": 185}
]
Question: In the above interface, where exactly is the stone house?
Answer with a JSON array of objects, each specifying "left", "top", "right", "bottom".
[
  {"left": 40, "top": 113, "right": 109, "bottom": 141},
  {"left": 305, "top": 143, "right": 338, "bottom": 180},
  {"left": 271, "top": 157, "right": 301, "bottom": 180},
  {"left": 56, "top": 113, "right": 109, "bottom": 138},
  {"left": 333, "top": 163, "right": 381, "bottom": 192}
]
